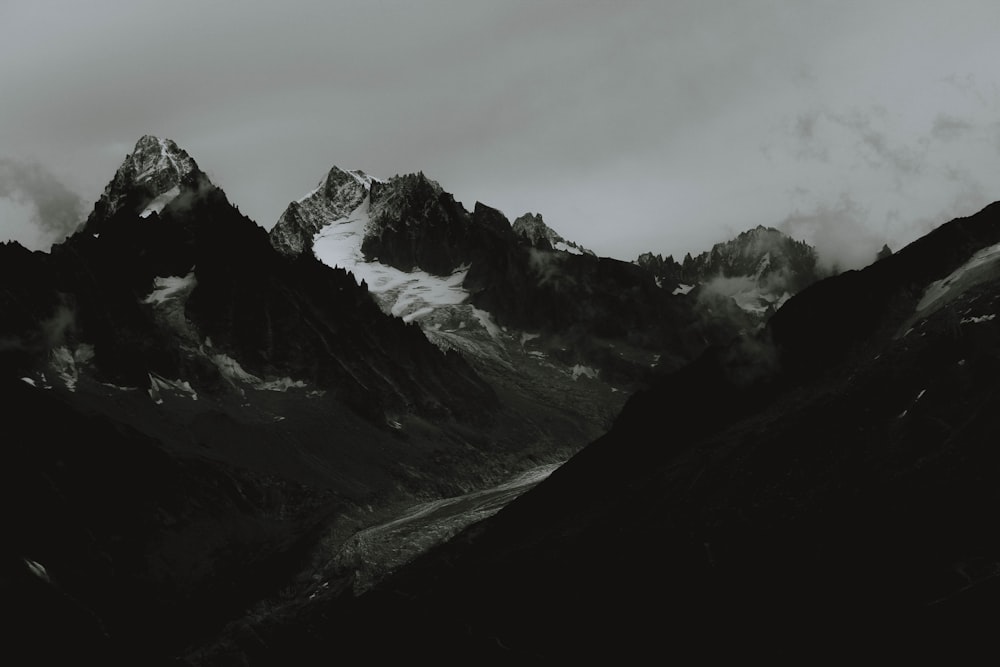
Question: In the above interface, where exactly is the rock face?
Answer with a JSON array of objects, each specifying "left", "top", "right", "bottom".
[
  {"left": 270, "top": 164, "right": 745, "bottom": 397},
  {"left": 270, "top": 167, "right": 373, "bottom": 257},
  {"left": 511, "top": 212, "right": 594, "bottom": 255},
  {"left": 215, "top": 199, "right": 1000, "bottom": 664},
  {"left": 639, "top": 225, "right": 820, "bottom": 289},
  {"left": 638, "top": 225, "right": 822, "bottom": 324},
  {"left": 84, "top": 135, "right": 202, "bottom": 229},
  {"left": 363, "top": 173, "right": 514, "bottom": 275}
]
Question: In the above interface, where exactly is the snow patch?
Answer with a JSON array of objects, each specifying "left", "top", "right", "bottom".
[
  {"left": 553, "top": 240, "right": 583, "bottom": 255},
  {"left": 257, "top": 377, "right": 308, "bottom": 392},
  {"left": 211, "top": 354, "right": 309, "bottom": 392},
  {"left": 402, "top": 306, "right": 435, "bottom": 323},
  {"left": 918, "top": 241, "right": 1000, "bottom": 312},
  {"left": 24, "top": 558, "right": 50, "bottom": 583},
  {"left": 20, "top": 377, "right": 36, "bottom": 387},
  {"left": 672, "top": 283, "right": 695, "bottom": 295},
  {"left": 311, "top": 196, "right": 469, "bottom": 322},
  {"left": 754, "top": 252, "right": 772, "bottom": 279},
  {"left": 471, "top": 307, "right": 502, "bottom": 341},
  {"left": 148, "top": 373, "right": 198, "bottom": 403},
  {"left": 571, "top": 364, "right": 599, "bottom": 380},
  {"left": 143, "top": 271, "right": 197, "bottom": 304},
  {"left": 139, "top": 185, "right": 180, "bottom": 218},
  {"left": 961, "top": 313, "right": 996, "bottom": 324},
  {"left": 51, "top": 346, "right": 78, "bottom": 391}
]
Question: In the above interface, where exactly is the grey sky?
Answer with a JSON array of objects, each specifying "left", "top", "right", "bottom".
[{"left": 2, "top": 1, "right": 999, "bottom": 268}]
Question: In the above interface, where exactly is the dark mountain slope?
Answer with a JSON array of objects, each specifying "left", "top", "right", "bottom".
[
  {"left": 770, "top": 200, "right": 1000, "bottom": 378},
  {"left": 213, "top": 201, "right": 1000, "bottom": 664},
  {"left": 0, "top": 376, "right": 336, "bottom": 665}
]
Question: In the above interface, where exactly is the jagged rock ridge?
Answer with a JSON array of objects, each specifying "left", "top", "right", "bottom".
[
  {"left": 512, "top": 212, "right": 594, "bottom": 256},
  {"left": 637, "top": 225, "right": 822, "bottom": 321},
  {"left": 84, "top": 135, "right": 203, "bottom": 229},
  {"left": 270, "top": 164, "right": 742, "bottom": 392}
]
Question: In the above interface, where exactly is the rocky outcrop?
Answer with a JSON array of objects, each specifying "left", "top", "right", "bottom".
[
  {"left": 512, "top": 212, "right": 594, "bottom": 255},
  {"left": 270, "top": 167, "right": 372, "bottom": 257},
  {"left": 638, "top": 225, "right": 820, "bottom": 291}
]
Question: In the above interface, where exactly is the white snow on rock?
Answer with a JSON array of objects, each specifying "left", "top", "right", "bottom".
[
  {"left": 571, "top": 364, "right": 599, "bottom": 380},
  {"left": 311, "top": 195, "right": 470, "bottom": 323},
  {"left": 918, "top": 240, "right": 1000, "bottom": 312},
  {"left": 97, "top": 136, "right": 200, "bottom": 222},
  {"left": 961, "top": 313, "right": 996, "bottom": 324},
  {"left": 23, "top": 558, "right": 50, "bottom": 583},
  {"left": 143, "top": 271, "right": 197, "bottom": 304},
  {"left": 133, "top": 136, "right": 197, "bottom": 185},
  {"left": 139, "top": 185, "right": 180, "bottom": 218},
  {"left": 672, "top": 283, "right": 695, "bottom": 295},
  {"left": 553, "top": 240, "right": 583, "bottom": 255},
  {"left": 257, "top": 377, "right": 308, "bottom": 392},
  {"left": 519, "top": 331, "right": 541, "bottom": 347},
  {"left": 211, "top": 353, "right": 262, "bottom": 385},
  {"left": 20, "top": 377, "right": 36, "bottom": 387},
  {"left": 471, "top": 307, "right": 502, "bottom": 342},
  {"left": 45, "top": 345, "right": 91, "bottom": 393},
  {"left": 210, "top": 353, "right": 309, "bottom": 393},
  {"left": 51, "top": 346, "right": 78, "bottom": 392},
  {"left": 148, "top": 373, "right": 198, "bottom": 403}
]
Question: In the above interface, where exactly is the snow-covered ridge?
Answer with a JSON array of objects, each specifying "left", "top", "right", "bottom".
[
  {"left": 275, "top": 166, "right": 481, "bottom": 326},
  {"left": 917, "top": 240, "right": 1000, "bottom": 313}
]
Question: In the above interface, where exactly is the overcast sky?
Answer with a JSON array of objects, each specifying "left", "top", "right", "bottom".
[{"left": 2, "top": 1, "right": 999, "bottom": 268}]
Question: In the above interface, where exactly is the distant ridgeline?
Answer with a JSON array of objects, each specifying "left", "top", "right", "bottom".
[{"left": 637, "top": 225, "right": 821, "bottom": 292}]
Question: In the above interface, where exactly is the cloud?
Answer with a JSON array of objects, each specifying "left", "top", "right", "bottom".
[
  {"left": 931, "top": 114, "right": 974, "bottom": 142},
  {"left": 941, "top": 73, "right": 997, "bottom": 109},
  {"left": 527, "top": 247, "right": 573, "bottom": 288},
  {"left": 795, "top": 111, "right": 818, "bottom": 142},
  {"left": 41, "top": 304, "right": 76, "bottom": 348},
  {"left": 778, "top": 196, "right": 885, "bottom": 273},
  {"left": 0, "top": 158, "right": 84, "bottom": 243},
  {"left": 828, "top": 109, "right": 924, "bottom": 177},
  {"left": 698, "top": 275, "right": 758, "bottom": 300}
]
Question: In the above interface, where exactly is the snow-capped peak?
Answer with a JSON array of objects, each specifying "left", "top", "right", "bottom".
[
  {"left": 88, "top": 135, "right": 204, "bottom": 224},
  {"left": 297, "top": 167, "right": 382, "bottom": 204},
  {"left": 272, "top": 166, "right": 377, "bottom": 256},
  {"left": 128, "top": 135, "right": 198, "bottom": 187}
]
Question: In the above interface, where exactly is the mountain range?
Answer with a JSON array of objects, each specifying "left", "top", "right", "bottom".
[{"left": 5, "top": 135, "right": 989, "bottom": 664}]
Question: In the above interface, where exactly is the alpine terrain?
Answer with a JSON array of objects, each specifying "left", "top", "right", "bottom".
[{"left": 4, "top": 135, "right": 991, "bottom": 664}]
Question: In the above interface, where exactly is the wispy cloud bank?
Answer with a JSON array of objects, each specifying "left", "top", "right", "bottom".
[{"left": 0, "top": 158, "right": 84, "bottom": 244}]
